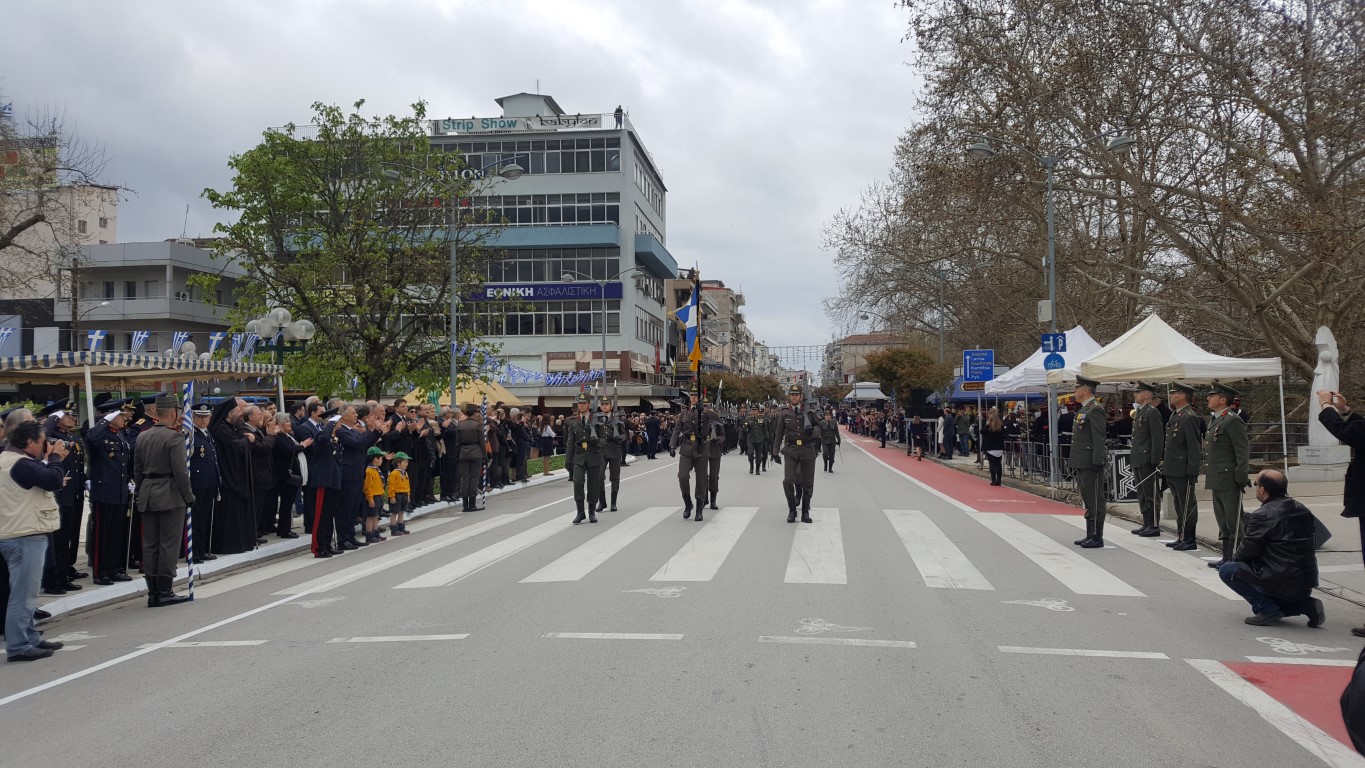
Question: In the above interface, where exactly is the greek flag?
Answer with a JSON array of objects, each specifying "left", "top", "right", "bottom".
[
  {"left": 130, "top": 330, "right": 150, "bottom": 354},
  {"left": 229, "top": 333, "right": 243, "bottom": 361},
  {"left": 87, "top": 329, "right": 107, "bottom": 352},
  {"left": 208, "top": 332, "right": 225, "bottom": 355},
  {"left": 0, "top": 327, "right": 14, "bottom": 348},
  {"left": 243, "top": 332, "right": 260, "bottom": 361},
  {"left": 672, "top": 278, "right": 702, "bottom": 372},
  {"left": 181, "top": 381, "right": 195, "bottom": 460},
  {"left": 171, "top": 331, "right": 190, "bottom": 354}
]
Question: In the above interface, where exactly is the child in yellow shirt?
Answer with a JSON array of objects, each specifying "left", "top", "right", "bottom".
[
  {"left": 363, "top": 447, "right": 387, "bottom": 543},
  {"left": 387, "top": 452, "right": 412, "bottom": 536}
]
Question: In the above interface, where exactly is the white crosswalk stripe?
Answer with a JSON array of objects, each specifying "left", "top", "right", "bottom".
[
  {"left": 651, "top": 507, "right": 758, "bottom": 582},
  {"left": 884, "top": 509, "right": 993, "bottom": 590},
  {"left": 967, "top": 511, "right": 1145, "bottom": 596},
  {"left": 784, "top": 508, "right": 846, "bottom": 584},
  {"left": 1053, "top": 515, "right": 1238, "bottom": 599},
  {"left": 395, "top": 516, "right": 569, "bottom": 589},
  {"left": 522, "top": 506, "right": 677, "bottom": 582}
]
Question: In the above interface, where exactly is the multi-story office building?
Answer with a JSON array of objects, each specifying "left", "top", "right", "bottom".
[
  {"left": 699, "top": 280, "right": 755, "bottom": 375},
  {"left": 430, "top": 93, "right": 679, "bottom": 408}
]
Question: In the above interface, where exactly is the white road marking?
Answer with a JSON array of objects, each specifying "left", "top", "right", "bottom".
[
  {"left": 1053, "top": 514, "right": 1238, "bottom": 599},
  {"left": 998, "top": 646, "right": 1168, "bottom": 659},
  {"left": 650, "top": 507, "right": 758, "bottom": 582},
  {"left": 1320, "top": 564, "right": 1365, "bottom": 573},
  {"left": 623, "top": 586, "right": 688, "bottom": 598},
  {"left": 1002, "top": 598, "right": 1074, "bottom": 611},
  {"left": 1188, "top": 658, "right": 1365, "bottom": 768},
  {"left": 137, "top": 641, "right": 268, "bottom": 649},
  {"left": 58, "top": 645, "right": 87, "bottom": 651},
  {"left": 968, "top": 512, "right": 1144, "bottom": 596},
  {"left": 541, "top": 632, "right": 684, "bottom": 640},
  {"left": 784, "top": 508, "right": 846, "bottom": 584},
  {"left": 522, "top": 506, "right": 676, "bottom": 582},
  {"left": 326, "top": 634, "right": 469, "bottom": 643},
  {"left": 885, "top": 509, "right": 994, "bottom": 590},
  {"left": 395, "top": 517, "right": 568, "bottom": 589},
  {"left": 195, "top": 554, "right": 328, "bottom": 599},
  {"left": 1244, "top": 657, "right": 1358, "bottom": 667},
  {"left": 759, "top": 636, "right": 917, "bottom": 648}
]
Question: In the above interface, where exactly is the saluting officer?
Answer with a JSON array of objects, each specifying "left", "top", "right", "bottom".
[
  {"left": 564, "top": 393, "right": 604, "bottom": 524},
  {"left": 1204, "top": 381, "right": 1251, "bottom": 568},
  {"left": 773, "top": 384, "right": 820, "bottom": 523},
  {"left": 744, "top": 407, "right": 768, "bottom": 474},
  {"left": 188, "top": 403, "right": 220, "bottom": 562},
  {"left": 39, "top": 401, "right": 86, "bottom": 593},
  {"left": 1129, "top": 382, "right": 1165, "bottom": 537},
  {"left": 703, "top": 402, "right": 725, "bottom": 510},
  {"left": 455, "top": 404, "right": 486, "bottom": 512},
  {"left": 1069, "top": 377, "right": 1109, "bottom": 548},
  {"left": 596, "top": 398, "right": 626, "bottom": 512},
  {"left": 86, "top": 400, "right": 134, "bottom": 585},
  {"left": 1162, "top": 383, "right": 1204, "bottom": 550},
  {"left": 669, "top": 392, "right": 709, "bottom": 520},
  {"left": 819, "top": 408, "right": 841, "bottom": 473}
]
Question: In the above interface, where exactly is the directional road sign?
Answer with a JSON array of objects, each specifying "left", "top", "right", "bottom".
[
  {"left": 1043, "top": 353, "right": 1066, "bottom": 371},
  {"left": 1041, "top": 333, "right": 1067, "bottom": 353},
  {"left": 961, "top": 381, "right": 986, "bottom": 392},
  {"left": 962, "top": 349, "right": 995, "bottom": 382}
]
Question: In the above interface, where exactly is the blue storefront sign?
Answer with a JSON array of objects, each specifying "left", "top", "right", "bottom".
[{"left": 468, "top": 282, "right": 624, "bottom": 301}]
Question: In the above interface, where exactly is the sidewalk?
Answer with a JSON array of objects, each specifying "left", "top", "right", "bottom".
[{"left": 36, "top": 457, "right": 632, "bottom": 621}]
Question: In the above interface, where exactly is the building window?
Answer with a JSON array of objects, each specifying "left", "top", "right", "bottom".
[
  {"left": 77, "top": 220, "right": 87, "bottom": 234},
  {"left": 124, "top": 280, "right": 137, "bottom": 299},
  {"left": 98, "top": 217, "right": 108, "bottom": 229},
  {"left": 102, "top": 281, "right": 115, "bottom": 299},
  {"left": 473, "top": 299, "right": 620, "bottom": 337},
  {"left": 146, "top": 280, "right": 159, "bottom": 298},
  {"left": 440, "top": 136, "right": 622, "bottom": 177},
  {"left": 634, "top": 153, "right": 665, "bottom": 216},
  {"left": 470, "top": 192, "right": 620, "bottom": 227},
  {"left": 215, "top": 289, "right": 224, "bottom": 305},
  {"left": 483, "top": 248, "right": 620, "bottom": 283}
]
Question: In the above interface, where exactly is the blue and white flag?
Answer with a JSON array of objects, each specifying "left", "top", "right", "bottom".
[
  {"left": 171, "top": 331, "right": 190, "bottom": 353},
  {"left": 208, "top": 332, "right": 225, "bottom": 355},
  {"left": 243, "top": 332, "right": 260, "bottom": 362},
  {"left": 0, "top": 327, "right": 14, "bottom": 348},
  {"left": 87, "top": 329, "right": 107, "bottom": 352},
  {"left": 130, "top": 330, "right": 151, "bottom": 354},
  {"left": 181, "top": 381, "right": 196, "bottom": 460},
  {"left": 229, "top": 333, "right": 243, "bottom": 361}
]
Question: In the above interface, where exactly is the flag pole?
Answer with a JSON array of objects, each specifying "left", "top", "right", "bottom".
[{"left": 692, "top": 269, "right": 702, "bottom": 426}]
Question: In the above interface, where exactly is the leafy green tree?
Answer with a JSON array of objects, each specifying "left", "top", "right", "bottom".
[
  {"left": 708, "top": 373, "right": 784, "bottom": 406},
  {"left": 864, "top": 346, "right": 952, "bottom": 406},
  {"left": 202, "top": 99, "right": 506, "bottom": 399}
]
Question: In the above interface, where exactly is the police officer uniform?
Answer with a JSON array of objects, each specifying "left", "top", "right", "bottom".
[
  {"left": 39, "top": 401, "right": 86, "bottom": 593},
  {"left": 1129, "top": 382, "right": 1165, "bottom": 536},
  {"left": 744, "top": 409, "right": 768, "bottom": 475},
  {"left": 564, "top": 393, "right": 604, "bottom": 524},
  {"left": 188, "top": 403, "right": 220, "bottom": 562},
  {"left": 1162, "top": 383, "right": 1204, "bottom": 550},
  {"left": 773, "top": 384, "right": 820, "bottom": 523},
  {"left": 819, "top": 412, "right": 840, "bottom": 473},
  {"left": 1068, "top": 377, "right": 1109, "bottom": 547},
  {"left": 455, "top": 405, "right": 487, "bottom": 512},
  {"left": 86, "top": 401, "right": 134, "bottom": 585},
  {"left": 1204, "top": 381, "right": 1251, "bottom": 567},
  {"left": 703, "top": 403, "right": 725, "bottom": 510},
  {"left": 669, "top": 393, "right": 709, "bottom": 520},
  {"left": 596, "top": 402, "right": 627, "bottom": 512}
]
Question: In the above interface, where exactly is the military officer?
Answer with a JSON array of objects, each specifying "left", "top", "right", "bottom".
[
  {"left": 1162, "top": 383, "right": 1204, "bottom": 551},
  {"left": 772, "top": 384, "right": 820, "bottom": 523},
  {"left": 703, "top": 402, "right": 725, "bottom": 510},
  {"left": 564, "top": 393, "right": 604, "bottom": 524},
  {"left": 187, "top": 403, "right": 220, "bottom": 562},
  {"left": 1069, "top": 377, "right": 1110, "bottom": 548},
  {"left": 669, "top": 392, "right": 709, "bottom": 520},
  {"left": 1204, "top": 381, "right": 1251, "bottom": 568},
  {"left": 595, "top": 397, "right": 627, "bottom": 512},
  {"left": 744, "top": 406, "right": 768, "bottom": 474},
  {"left": 819, "top": 408, "right": 841, "bottom": 473},
  {"left": 39, "top": 401, "right": 86, "bottom": 593},
  {"left": 86, "top": 400, "right": 134, "bottom": 585},
  {"left": 455, "top": 404, "right": 486, "bottom": 512},
  {"left": 738, "top": 406, "right": 750, "bottom": 457},
  {"left": 133, "top": 394, "right": 195, "bottom": 607},
  {"left": 1129, "top": 382, "right": 1166, "bottom": 536}
]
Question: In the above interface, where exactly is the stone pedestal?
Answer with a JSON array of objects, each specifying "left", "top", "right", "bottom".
[{"left": 1288, "top": 444, "right": 1351, "bottom": 482}]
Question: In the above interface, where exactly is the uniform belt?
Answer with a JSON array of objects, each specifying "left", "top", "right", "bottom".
[{"left": 143, "top": 473, "right": 172, "bottom": 479}]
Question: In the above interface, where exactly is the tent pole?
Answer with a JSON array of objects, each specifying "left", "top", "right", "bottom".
[
  {"left": 1278, "top": 374, "right": 1288, "bottom": 471},
  {"left": 83, "top": 365, "right": 96, "bottom": 430}
]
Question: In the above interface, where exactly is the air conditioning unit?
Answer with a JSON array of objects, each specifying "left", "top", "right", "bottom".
[{"left": 176, "top": 291, "right": 191, "bottom": 301}]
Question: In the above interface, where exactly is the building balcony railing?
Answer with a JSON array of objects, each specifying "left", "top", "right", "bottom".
[{"left": 54, "top": 296, "right": 234, "bottom": 326}]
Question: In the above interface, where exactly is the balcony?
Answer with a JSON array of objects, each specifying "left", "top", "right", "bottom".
[{"left": 53, "top": 296, "right": 234, "bottom": 328}]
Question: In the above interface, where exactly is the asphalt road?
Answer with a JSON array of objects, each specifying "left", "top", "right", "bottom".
[{"left": 3, "top": 431, "right": 1364, "bottom": 768}]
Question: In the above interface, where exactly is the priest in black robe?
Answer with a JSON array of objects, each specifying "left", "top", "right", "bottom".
[{"left": 209, "top": 397, "right": 257, "bottom": 554}]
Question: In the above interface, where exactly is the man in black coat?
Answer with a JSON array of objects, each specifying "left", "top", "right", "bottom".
[
  {"left": 645, "top": 413, "right": 661, "bottom": 460},
  {"left": 1317, "top": 389, "right": 1365, "bottom": 636},
  {"left": 40, "top": 401, "right": 86, "bottom": 593},
  {"left": 187, "top": 403, "right": 220, "bottom": 561},
  {"left": 1217, "top": 469, "right": 1324, "bottom": 627}
]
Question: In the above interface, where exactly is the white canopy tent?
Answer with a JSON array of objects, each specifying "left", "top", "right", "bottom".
[
  {"left": 985, "top": 325, "right": 1105, "bottom": 394},
  {"left": 845, "top": 381, "right": 890, "bottom": 402}
]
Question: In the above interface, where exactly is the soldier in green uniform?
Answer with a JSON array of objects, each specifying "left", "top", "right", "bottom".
[
  {"left": 1129, "top": 382, "right": 1166, "bottom": 536},
  {"left": 744, "top": 407, "right": 768, "bottom": 474},
  {"left": 564, "top": 393, "right": 604, "bottom": 524},
  {"left": 1204, "top": 381, "right": 1251, "bottom": 568},
  {"left": 595, "top": 398, "right": 626, "bottom": 512},
  {"left": 1069, "top": 377, "right": 1110, "bottom": 548},
  {"left": 819, "top": 408, "right": 841, "bottom": 473},
  {"left": 703, "top": 403, "right": 725, "bottom": 510},
  {"left": 1162, "top": 383, "right": 1204, "bottom": 551},
  {"left": 772, "top": 384, "right": 821, "bottom": 523},
  {"left": 669, "top": 392, "right": 709, "bottom": 520}
]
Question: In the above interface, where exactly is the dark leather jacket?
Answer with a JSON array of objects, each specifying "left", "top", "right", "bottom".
[{"left": 1233, "top": 495, "right": 1319, "bottom": 591}]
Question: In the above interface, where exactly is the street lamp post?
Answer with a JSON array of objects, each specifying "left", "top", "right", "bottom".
[
  {"left": 247, "top": 307, "right": 318, "bottom": 408},
  {"left": 966, "top": 130, "right": 1135, "bottom": 487},
  {"left": 383, "top": 156, "right": 525, "bottom": 405},
  {"left": 561, "top": 266, "right": 644, "bottom": 386}
]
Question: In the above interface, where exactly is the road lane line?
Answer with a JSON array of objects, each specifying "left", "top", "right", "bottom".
[
  {"left": 784, "top": 508, "right": 846, "bottom": 584},
  {"left": 1244, "top": 657, "right": 1358, "bottom": 667},
  {"left": 522, "top": 506, "right": 677, "bottom": 582},
  {"left": 650, "top": 507, "right": 758, "bottom": 582},
  {"left": 1320, "top": 564, "right": 1365, "bottom": 573},
  {"left": 969, "top": 512, "right": 1144, "bottom": 596},
  {"left": 541, "top": 633, "right": 684, "bottom": 640},
  {"left": 1188, "top": 658, "right": 1365, "bottom": 767},
  {"left": 759, "top": 636, "right": 917, "bottom": 648},
  {"left": 998, "top": 646, "right": 1168, "bottom": 659},
  {"left": 136, "top": 640, "right": 268, "bottom": 648},
  {"left": 327, "top": 634, "right": 469, "bottom": 643},
  {"left": 1052, "top": 514, "right": 1237, "bottom": 599},
  {"left": 395, "top": 516, "right": 569, "bottom": 589},
  {"left": 885, "top": 509, "right": 993, "bottom": 590}
]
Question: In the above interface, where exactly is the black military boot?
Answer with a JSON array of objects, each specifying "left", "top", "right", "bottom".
[
  {"left": 145, "top": 576, "right": 160, "bottom": 608},
  {"left": 695, "top": 497, "right": 706, "bottom": 522},
  {"left": 468, "top": 496, "right": 484, "bottom": 512},
  {"left": 1208, "top": 540, "right": 1232, "bottom": 569},
  {"left": 800, "top": 489, "right": 814, "bottom": 523},
  {"left": 1074, "top": 519, "right": 1095, "bottom": 546},
  {"left": 784, "top": 485, "right": 797, "bottom": 523},
  {"left": 682, "top": 496, "right": 693, "bottom": 519},
  {"left": 708, "top": 491, "right": 718, "bottom": 511},
  {"left": 572, "top": 501, "right": 587, "bottom": 525},
  {"left": 589, "top": 508, "right": 598, "bottom": 524},
  {"left": 610, "top": 486, "right": 618, "bottom": 512}
]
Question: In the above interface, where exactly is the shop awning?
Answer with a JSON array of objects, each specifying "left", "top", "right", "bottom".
[
  {"left": 543, "top": 396, "right": 578, "bottom": 408},
  {"left": 0, "top": 350, "right": 283, "bottom": 385},
  {"left": 645, "top": 397, "right": 673, "bottom": 409}
]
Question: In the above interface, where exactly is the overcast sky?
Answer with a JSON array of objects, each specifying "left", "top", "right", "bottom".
[{"left": 2, "top": 0, "right": 919, "bottom": 360}]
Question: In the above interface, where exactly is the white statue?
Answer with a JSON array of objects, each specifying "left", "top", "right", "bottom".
[{"left": 1308, "top": 325, "right": 1341, "bottom": 447}]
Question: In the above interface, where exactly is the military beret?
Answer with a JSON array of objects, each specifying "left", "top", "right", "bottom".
[
  {"left": 1169, "top": 382, "right": 1197, "bottom": 397},
  {"left": 1075, "top": 376, "right": 1101, "bottom": 389},
  {"left": 1134, "top": 382, "right": 1158, "bottom": 395},
  {"left": 1209, "top": 381, "right": 1240, "bottom": 399}
]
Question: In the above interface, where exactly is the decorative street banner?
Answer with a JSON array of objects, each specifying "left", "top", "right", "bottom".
[
  {"left": 468, "top": 282, "right": 624, "bottom": 302},
  {"left": 453, "top": 341, "right": 603, "bottom": 387}
]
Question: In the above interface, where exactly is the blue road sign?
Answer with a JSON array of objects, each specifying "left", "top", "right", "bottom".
[
  {"left": 962, "top": 349, "right": 995, "bottom": 382},
  {"left": 1043, "top": 353, "right": 1066, "bottom": 371},
  {"left": 1041, "top": 333, "right": 1067, "bottom": 353}
]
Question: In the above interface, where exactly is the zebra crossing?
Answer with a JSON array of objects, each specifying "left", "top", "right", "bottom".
[{"left": 250, "top": 504, "right": 1234, "bottom": 600}]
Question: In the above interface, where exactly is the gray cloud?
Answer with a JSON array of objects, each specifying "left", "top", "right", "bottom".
[{"left": 1, "top": 0, "right": 918, "bottom": 354}]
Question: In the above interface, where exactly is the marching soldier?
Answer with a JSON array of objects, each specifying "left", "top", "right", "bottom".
[
  {"left": 703, "top": 402, "right": 725, "bottom": 510},
  {"left": 669, "top": 392, "right": 709, "bottom": 520},
  {"left": 1129, "top": 382, "right": 1165, "bottom": 536},
  {"left": 819, "top": 408, "right": 840, "bottom": 473},
  {"left": 596, "top": 397, "right": 626, "bottom": 512},
  {"left": 1204, "top": 381, "right": 1251, "bottom": 568},
  {"left": 772, "top": 384, "right": 820, "bottom": 523},
  {"left": 564, "top": 393, "right": 604, "bottom": 524},
  {"left": 188, "top": 403, "right": 220, "bottom": 562},
  {"left": 744, "top": 406, "right": 768, "bottom": 475},
  {"left": 456, "top": 404, "right": 486, "bottom": 512},
  {"left": 86, "top": 400, "right": 134, "bottom": 585},
  {"left": 1162, "top": 383, "right": 1203, "bottom": 551},
  {"left": 1069, "top": 377, "right": 1109, "bottom": 548},
  {"left": 738, "top": 405, "right": 750, "bottom": 457},
  {"left": 132, "top": 394, "right": 195, "bottom": 607}
]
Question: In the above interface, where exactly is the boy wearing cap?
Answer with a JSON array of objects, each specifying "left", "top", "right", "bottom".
[
  {"left": 1205, "top": 381, "right": 1252, "bottom": 568},
  {"left": 388, "top": 453, "right": 412, "bottom": 536},
  {"left": 1069, "top": 377, "right": 1109, "bottom": 548},
  {"left": 363, "top": 447, "right": 388, "bottom": 543}
]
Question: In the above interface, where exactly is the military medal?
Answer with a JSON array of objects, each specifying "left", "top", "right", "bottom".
[{"left": 581, "top": 441, "right": 588, "bottom": 449}]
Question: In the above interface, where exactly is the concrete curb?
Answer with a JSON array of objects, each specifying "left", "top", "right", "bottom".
[{"left": 39, "top": 462, "right": 598, "bottom": 622}]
